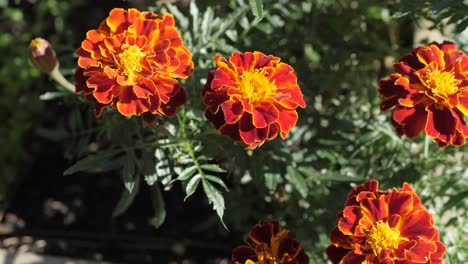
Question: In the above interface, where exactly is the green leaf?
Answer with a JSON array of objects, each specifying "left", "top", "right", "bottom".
[
  {"left": 39, "top": 91, "right": 71, "bottom": 100},
  {"left": 264, "top": 172, "right": 281, "bottom": 192},
  {"left": 112, "top": 173, "right": 140, "bottom": 217},
  {"left": 122, "top": 151, "right": 137, "bottom": 193},
  {"left": 150, "top": 185, "right": 166, "bottom": 229},
  {"left": 202, "top": 179, "right": 226, "bottom": 228},
  {"left": 205, "top": 175, "right": 229, "bottom": 191},
  {"left": 175, "top": 165, "right": 197, "bottom": 181},
  {"left": 63, "top": 150, "right": 123, "bottom": 175},
  {"left": 184, "top": 174, "right": 201, "bottom": 201},
  {"left": 286, "top": 165, "right": 308, "bottom": 198},
  {"left": 249, "top": 0, "right": 263, "bottom": 21},
  {"left": 36, "top": 128, "right": 69, "bottom": 142},
  {"left": 200, "top": 164, "right": 227, "bottom": 173},
  {"left": 189, "top": 0, "right": 199, "bottom": 33}
]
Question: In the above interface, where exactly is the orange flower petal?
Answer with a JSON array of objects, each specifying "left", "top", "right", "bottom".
[{"left": 75, "top": 8, "right": 192, "bottom": 117}]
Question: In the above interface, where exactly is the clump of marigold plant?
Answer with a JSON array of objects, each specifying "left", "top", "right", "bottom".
[
  {"left": 326, "top": 179, "right": 446, "bottom": 264},
  {"left": 378, "top": 41, "right": 468, "bottom": 147},
  {"left": 75, "top": 8, "right": 193, "bottom": 117},
  {"left": 230, "top": 219, "right": 309, "bottom": 264},
  {"left": 202, "top": 51, "right": 306, "bottom": 149}
]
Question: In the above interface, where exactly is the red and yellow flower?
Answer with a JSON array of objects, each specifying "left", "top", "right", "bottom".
[
  {"left": 202, "top": 51, "right": 306, "bottom": 149},
  {"left": 378, "top": 41, "right": 468, "bottom": 147},
  {"left": 231, "top": 219, "right": 309, "bottom": 264},
  {"left": 75, "top": 8, "right": 193, "bottom": 117},
  {"left": 326, "top": 180, "right": 446, "bottom": 264}
]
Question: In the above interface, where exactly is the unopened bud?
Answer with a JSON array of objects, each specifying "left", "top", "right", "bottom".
[{"left": 29, "top": 38, "right": 58, "bottom": 74}]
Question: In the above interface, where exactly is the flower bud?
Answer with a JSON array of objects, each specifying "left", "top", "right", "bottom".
[{"left": 29, "top": 38, "right": 58, "bottom": 74}]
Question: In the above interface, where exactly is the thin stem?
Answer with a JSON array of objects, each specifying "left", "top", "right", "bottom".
[{"left": 50, "top": 67, "right": 75, "bottom": 93}]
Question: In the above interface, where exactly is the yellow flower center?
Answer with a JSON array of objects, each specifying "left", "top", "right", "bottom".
[
  {"left": 366, "top": 221, "right": 404, "bottom": 256},
  {"left": 238, "top": 68, "right": 277, "bottom": 104},
  {"left": 118, "top": 45, "right": 146, "bottom": 82},
  {"left": 424, "top": 70, "right": 461, "bottom": 98}
]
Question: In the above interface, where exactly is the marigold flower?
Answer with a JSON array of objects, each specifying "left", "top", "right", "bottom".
[
  {"left": 326, "top": 180, "right": 446, "bottom": 264},
  {"left": 29, "top": 38, "right": 58, "bottom": 74},
  {"left": 230, "top": 220, "right": 309, "bottom": 264},
  {"left": 378, "top": 41, "right": 468, "bottom": 147},
  {"left": 74, "top": 8, "right": 193, "bottom": 117},
  {"left": 202, "top": 51, "right": 306, "bottom": 149}
]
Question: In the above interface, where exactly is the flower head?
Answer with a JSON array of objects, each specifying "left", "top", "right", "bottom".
[
  {"left": 326, "top": 180, "right": 446, "bottom": 264},
  {"left": 75, "top": 8, "right": 193, "bottom": 117},
  {"left": 202, "top": 51, "right": 306, "bottom": 149},
  {"left": 378, "top": 41, "right": 468, "bottom": 147},
  {"left": 231, "top": 220, "right": 309, "bottom": 264},
  {"left": 29, "top": 38, "right": 58, "bottom": 74}
]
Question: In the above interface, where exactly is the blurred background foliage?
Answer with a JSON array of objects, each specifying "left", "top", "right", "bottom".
[{"left": 0, "top": 0, "right": 467, "bottom": 263}]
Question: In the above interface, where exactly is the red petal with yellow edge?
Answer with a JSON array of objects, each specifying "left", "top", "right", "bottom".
[
  {"left": 159, "top": 86, "right": 187, "bottom": 117},
  {"left": 457, "top": 91, "right": 468, "bottom": 115},
  {"left": 86, "top": 73, "right": 118, "bottom": 104},
  {"left": 117, "top": 87, "right": 151, "bottom": 116},
  {"left": 230, "top": 245, "right": 257, "bottom": 264},
  {"left": 230, "top": 52, "right": 255, "bottom": 72},
  {"left": 403, "top": 239, "right": 438, "bottom": 263},
  {"left": 400, "top": 210, "right": 436, "bottom": 239},
  {"left": 205, "top": 110, "right": 226, "bottom": 130},
  {"left": 416, "top": 44, "right": 445, "bottom": 68},
  {"left": 128, "top": 17, "right": 157, "bottom": 39},
  {"left": 425, "top": 105, "right": 457, "bottom": 144},
  {"left": 360, "top": 195, "right": 388, "bottom": 223},
  {"left": 239, "top": 114, "right": 258, "bottom": 145},
  {"left": 337, "top": 206, "right": 361, "bottom": 235},
  {"left": 248, "top": 219, "right": 281, "bottom": 245},
  {"left": 326, "top": 245, "right": 350, "bottom": 264},
  {"left": 222, "top": 99, "right": 245, "bottom": 124},
  {"left": 386, "top": 191, "right": 413, "bottom": 218},
  {"left": 275, "top": 87, "right": 306, "bottom": 109},
  {"left": 219, "top": 123, "right": 242, "bottom": 141},
  {"left": 392, "top": 106, "right": 427, "bottom": 138},
  {"left": 203, "top": 90, "right": 229, "bottom": 114},
  {"left": 133, "top": 79, "right": 157, "bottom": 99},
  {"left": 156, "top": 13, "right": 175, "bottom": 28},
  {"left": 339, "top": 252, "right": 366, "bottom": 264},
  {"left": 74, "top": 67, "right": 89, "bottom": 93},
  {"left": 252, "top": 102, "right": 279, "bottom": 128},
  {"left": 106, "top": 8, "right": 138, "bottom": 34},
  {"left": 158, "top": 26, "right": 183, "bottom": 48},
  {"left": 254, "top": 52, "right": 276, "bottom": 68},
  {"left": 152, "top": 77, "right": 180, "bottom": 103},
  {"left": 345, "top": 183, "right": 378, "bottom": 208},
  {"left": 276, "top": 109, "right": 298, "bottom": 139},
  {"left": 430, "top": 241, "right": 446, "bottom": 264},
  {"left": 269, "top": 63, "right": 297, "bottom": 88},
  {"left": 211, "top": 69, "right": 237, "bottom": 89}
]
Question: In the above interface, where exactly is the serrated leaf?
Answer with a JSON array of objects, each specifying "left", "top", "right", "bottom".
[
  {"left": 202, "top": 179, "right": 226, "bottom": 228},
  {"left": 249, "top": 0, "right": 263, "bottom": 21},
  {"left": 63, "top": 150, "right": 123, "bottom": 175},
  {"left": 184, "top": 174, "right": 201, "bottom": 201},
  {"left": 200, "top": 164, "right": 227, "bottom": 173},
  {"left": 150, "top": 185, "right": 166, "bottom": 229},
  {"left": 205, "top": 175, "right": 229, "bottom": 191},
  {"left": 112, "top": 173, "right": 140, "bottom": 217},
  {"left": 175, "top": 165, "right": 197, "bottom": 181},
  {"left": 286, "top": 165, "right": 308, "bottom": 198},
  {"left": 201, "top": 7, "right": 214, "bottom": 42}
]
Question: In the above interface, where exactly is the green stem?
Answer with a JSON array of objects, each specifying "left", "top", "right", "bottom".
[{"left": 50, "top": 67, "right": 75, "bottom": 93}]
